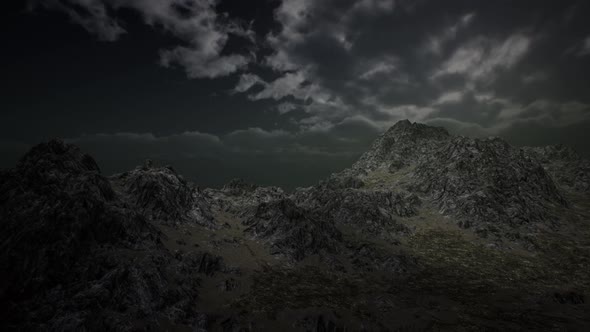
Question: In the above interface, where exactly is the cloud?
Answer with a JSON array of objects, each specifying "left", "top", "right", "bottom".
[
  {"left": 244, "top": 71, "right": 324, "bottom": 102},
  {"left": 33, "top": 0, "right": 254, "bottom": 78},
  {"left": 433, "top": 34, "right": 531, "bottom": 82},
  {"left": 358, "top": 57, "right": 399, "bottom": 80},
  {"left": 353, "top": 0, "right": 396, "bottom": 13},
  {"left": 567, "top": 35, "right": 590, "bottom": 57},
  {"left": 27, "top": 0, "right": 590, "bottom": 166},
  {"left": 160, "top": 48, "right": 249, "bottom": 79},
  {"left": 62, "top": 120, "right": 380, "bottom": 188},
  {"left": 433, "top": 91, "right": 464, "bottom": 105},
  {"left": 423, "top": 12, "right": 476, "bottom": 55},
  {"left": 522, "top": 71, "right": 548, "bottom": 84},
  {"left": 277, "top": 102, "right": 298, "bottom": 114},
  {"left": 233, "top": 73, "right": 264, "bottom": 93},
  {"left": 32, "top": 0, "right": 126, "bottom": 41}
]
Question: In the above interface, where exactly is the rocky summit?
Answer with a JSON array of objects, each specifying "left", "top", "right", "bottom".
[{"left": 1, "top": 121, "right": 590, "bottom": 331}]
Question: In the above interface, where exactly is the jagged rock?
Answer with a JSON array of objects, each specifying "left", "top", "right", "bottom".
[
  {"left": 3, "top": 121, "right": 590, "bottom": 330},
  {"left": 111, "top": 163, "right": 216, "bottom": 227},
  {"left": 318, "top": 175, "right": 365, "bottom": 190},
  {"left": 295, "top": 187, "right": 420, "bottom": 237},
  {"left": 222, "top": 178, "right": 259, "bottom": 194},
  {"left": 243, "top": 199, "right": 342, "bottom": 261},
  {"left": 348, "top": 119, "right": 450, "bottom": 175},
  {"left": 524, "top": 144, "right": 590, "bottom": 193},
  {"left": 413, "top": 136, "right": 567, "bottom": 230},
  {"left": 0, "top": 140, "right": 211, "bottom": 330},
  {"left": 206, "top": 179, "right": 285, "bottom": 217},
  {"left": 0, "top": 140, "right": 157, "bottom": 303}
]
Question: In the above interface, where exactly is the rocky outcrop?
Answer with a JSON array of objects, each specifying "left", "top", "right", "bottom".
[
  {"left": 2, "top": 121, "right": 589, "bottom": 330},
  {"left": 0, "top": 140, "right": 156, "bottom": 302},
  {"left": 0, "top": 140, "right": 218, "bottom": 330},
  {"left": 295, "top": 187, "right": 419, "bottom": 238},
  {"left": 205, "top": 178, "right": 285, "bottom": 217},
  {"left": 524, "top": 144, "right": 590, "bottom": 194},
  {"left": 413, "top": 136, "right": 567, "bottom": 230},
  {"left": 243, "top": 199, "right": 342, "bottom": 261},
  {"left": 111, "top": 163, "right": 216, "bottom": 228},
  {"left": 349, "top": 119, "right": 450, "bottom": 175}
]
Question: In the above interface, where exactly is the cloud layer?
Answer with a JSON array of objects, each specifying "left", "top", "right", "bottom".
[{"left": 15, "top": 0, "right": 590, "bottom": 186}]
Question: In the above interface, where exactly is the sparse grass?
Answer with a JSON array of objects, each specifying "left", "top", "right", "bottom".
[{"left": 231, "top": 265, "right": 375, "bottom": 315}]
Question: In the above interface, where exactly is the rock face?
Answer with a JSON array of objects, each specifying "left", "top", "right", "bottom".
[
  {"left": 111, "top": 163, "right": 216, "bottom": 228},
  {"left": 330, "top": 121, "right": 570, "bottom": 236},
  {"left": 0, "top": 140, "right": 219, "bottom": 330},
  {"left": 243, "top": 199, "right": 342, "bottom": 261},
  {"left": 205, "top": 178, "right": 285, "bottom": 217},
  {"left": 295, "top": 187, "right": 419, "bottom": 238},
  {"left": 524, "top": 144, "right": 590, "bottom": 194},
  {"left": 0, "top": 140, "right": 154, "bottom": 302},
  {"left": 414, "top": 136, "right": 568, "bottom": 231},
  {"left": 1, "top": 121, "right": 590, "bottom": 331},
  {"left": 349, "top": 119, "right": 450, "bottom": 175}
]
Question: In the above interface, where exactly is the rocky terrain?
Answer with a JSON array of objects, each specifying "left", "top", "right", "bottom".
[{"left": 1, "top": 120, "right": 590, "bottom": 331}]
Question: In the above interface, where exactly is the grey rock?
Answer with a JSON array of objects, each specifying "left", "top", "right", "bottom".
[
  {"left": 243, "top": 199, "right": 343, "bottom": 261},
  {"left": 413, "top": 136, "right": 567, "bottom": 230},
  {"left": 524, "top": 144, "right": 590, "bottom": 193},
  {"left": 111, "top": 163, "right": 216, "bottom": 228},
  {"left": 348, "top": 119, "right": 450, "bottom": 175}
]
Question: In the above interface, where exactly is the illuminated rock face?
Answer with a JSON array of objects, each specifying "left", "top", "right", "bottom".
[
  {"left": 413, "top": 136, "right": 567, "bottom": 232},
  {"left": 349, "top": 119, "right": 451, "bottom": 175}
]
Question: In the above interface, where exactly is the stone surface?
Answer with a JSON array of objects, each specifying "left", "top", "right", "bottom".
[
  {"left": 2, "top": 120, "right": 590, "bottom": 331},
  {"left": 111, "top": 163, "right": 216, "bottom": 228}
]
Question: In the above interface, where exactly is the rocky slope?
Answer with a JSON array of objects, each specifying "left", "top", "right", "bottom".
[
  {"left": 111, "top": 162, "right": 216, "bottom": 228},
  {"left": 1, "top": 121, "right": 590, "bottom": 331},
  {"left": 524, "top": 144, "right": 590, "bottom": 194},
  {"left": 413, "top": 136, "right": 567, "bottom": 235},
  {"left": 0, "top": 140, "right": 224, "bottom": 330}
]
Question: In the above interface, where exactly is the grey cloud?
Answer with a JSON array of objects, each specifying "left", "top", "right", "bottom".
[
  {"left": 432, "top": 34, "right": 531, "bottom": 83},
  {"left": 33, "top": 0, "right": 254, "bottom": 78},
  {"left": 63, "top": 123, "right": 375, "bottom": 188},
  {"left": 422, "top": 12, "right": 475, "bottom": 55},
  {"left": 160, "top": 48, "right": 249, "bottom": 79},
  {"left": 233, "top": 74, "right": 265, "bottom": 93},
  {"left": 33, "top": 0, "right": 126, "bottom": 41}
]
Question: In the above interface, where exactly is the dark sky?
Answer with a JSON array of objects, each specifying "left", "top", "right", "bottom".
[{"left": 2, "top": 0, "right": 590, "bottom": 188}]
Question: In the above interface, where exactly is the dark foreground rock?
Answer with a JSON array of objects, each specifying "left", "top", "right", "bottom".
[
  {"left": 111, "top": 162, "right": 216, "bottom": 228},
  {"left": 0, "top": 140, "right": 221, "bottom": 330},
  {"left": 243, "top": 199, "right": 342, "bottom": 261}
]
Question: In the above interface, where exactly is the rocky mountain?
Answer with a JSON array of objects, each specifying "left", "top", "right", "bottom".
[
  {"left": 110, "top": 162, "right": 216, "bottom": 228},
  {"left": 1, "top": 121, "right": 590, "bottom": 331}
]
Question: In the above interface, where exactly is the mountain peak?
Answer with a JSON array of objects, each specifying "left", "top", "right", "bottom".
[
  {"left": 17, "top": 139, "right": 100, "bottom": 175},
  {"left": 350, "top": 120, "right": 451, "bottom": 174},
  {"left": 384, "top": 119, "right": 449, "bottom": 139}
]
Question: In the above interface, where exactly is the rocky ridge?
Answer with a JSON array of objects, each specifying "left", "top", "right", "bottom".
[
  {"left": 1, "top": 120, "right": 590, "bottom": 331},
  {"left": 111, "top": 161, "right": 216, "bottom": 228},
  {"left": 0, "top": 140, "right": 224, "bottom": 330}
]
